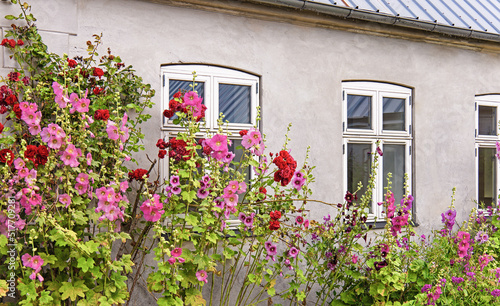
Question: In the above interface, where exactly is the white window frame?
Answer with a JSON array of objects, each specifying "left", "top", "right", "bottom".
[
  {"left": 475, "top": 95, "right": 500, "bottom": 209},
  {"left": 342, "top": 81, "right": 413, "bottom": 220},
  {"left": 161, "top": 64, "right": 259, "bottom": 134}
]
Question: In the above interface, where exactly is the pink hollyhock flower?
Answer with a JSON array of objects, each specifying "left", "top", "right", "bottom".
[
  {"left": 14, "top": 158, "right": 25, "bottom": 170},
  {"left": 29, "top": 255, "right": 44, "bottom": 272},
  {"left": 249, "top": 142, "right": 265, "bottom": 156},
  {"left": 19, "top": 102, "right": 30, "bottom": 112},
  {"left": 106, "top": 121, "right": 120, "bottom": 140},
  {"left": 120, "top": 181, "right": 128, "bottom": 193},
  {"left": 25, "top": 169, "right": 37, "bottom": 185},
  {"left": 75, "top": 183, "right": 88, "bottom": 195},
  {"left": 171, "top": 248, "right": 182, "bottom": 258},
  {"left": 196, "top": 270, "right": 208, "bottom": 283},
  {"left": 73, "top": 96, "right": 90, "bottom": 113},
  {"left": 238, "top": 212, "right": 246, "bottom": 222},
  {"left": 238, "top": 182, "right": 247, "bottom": 194},
  {"left": 288, "top": 247, "right": 299, "bottom": 258},
  {"left": 21, "top": 110, "right": 37, "bottom": 125},
  {"left": 168, "top": 257, "right": 176, "bottom": 265},
  {"left": 247, "top": 129, "right": 262, "bottom": 146},
  {"left": 178, "top": 257, "right": 185, "bottom": 263},
  {"left": 351, "top": 254, "right": 358, "bottom": 264},
  {"left": 95, "top": 187, "right": 108, "bottom": 202},
  {"left": 211, "top": 150, "right": 226, "bottom": 161},
  {"left": 28, "top": 124, "right": 41, "bottom": 136},
  {"left": 223, "top": 193, "right": 238, "bottom": 207},
  {"left": 170, "top": 175, "right": 180, "bottom": 187},
  {"left": 59, "top": 194, "right": 71, "bottom": 208},
  {"left": 171, "top": 186, "right": 181, "bottom": 195},
  {"left": 21, "top": 253, "right": 32, "bottom": 268},
  {"left": 55, "top": 92, "right": 70, "bottom": 108},
  {"left": 76, "top": 173, "right": 89, "bottom": 185},
  {"left": 52, "top": 81, "right": 63, "bottom": 96},
  {"left": 292, "top": 176, "right": 306, "bottom": 191},
  {"left": 61, "top": 150, "right": 79, "bottom": 167},
  {"left": 86, "top": 152, "right": 92, "bottom": 166},
  {"left": 242, "top": 134, "right": 254, "bottom": 149},
  {"left": 244, "top": 213, "right": 255, "bottom": 228},
  {"left": 224, "top": 181, "right": 240, "bottom": 194},
  {"left": 17, "top": 167, "right": 29, "bottom": 178},
  {"left": 143, "top": 208, "right": 164, "bottom": 222}
]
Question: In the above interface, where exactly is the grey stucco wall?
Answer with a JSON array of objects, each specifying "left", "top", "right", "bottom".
[
  {"left": 2, "top": 0, "right": 500, "bottom": 303},
  {"left": 2, "top": 0, "right": 498, "bottom": 229}
]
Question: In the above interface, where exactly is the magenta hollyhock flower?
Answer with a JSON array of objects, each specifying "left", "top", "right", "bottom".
[
  {"left": 491, "top": 289, "right": 500, "bottom": 297},
  {"left": 238, "top": 212, "right": 246, "bottom": 222},
  {"left": 288, "top": 247, "right": 299, "bottom": 258},
  {"left": 59, "top": 194, "right": 71, "bottom": 208},
  {"left": 178, "top": 257, "right": 185, "bottom": 263},
  {"left": 183, "top": 91, "right": 202, "bottom": 106},
  {"left": 214, "top": 198, "right": 225, "bottom": 210},
  {"left": 171, "top": 186, "right": 181, "bottom": 195},
  {"left": 168, "top": 257, "right": 176, "bottom": 265},
  {"left": 496, "top": 141, "right": 500, "bottom": 159},
  {"left": 170, "top": 175, "right": 180, "bottom": 187},
  {"left": 222, "top": 151, "right": 235, "bottom": 163},
  {"left": 197, "top": 188, "right": 209, "bottom": 199},
  {"left": 295, "top": 216, "right": 304, "bottom": 225},
  {"left": 457, "top": 231, "right": 470, "bottom": 242},
  {"left": 208, "top": 134, "right": 228, "bottom": 152},
  {"left": 244, "top": 213, "right": 255, "bottom": 228},
  {"left": 351, "top": 254, "right": 358, "bottom": 264},
  {"left": 196, "top": 270, "right": 208, "bottom": 283},
  {"left": 376, "top": 146, "right": 383, "bottom": 156},
  {"left": 106, "top": 121, "right": 120, "bottom": 140},
  {"left": 292, "top": 176, "right": 306, "bottom": 191},
  {"left": 171, "top": 248, "right": 182, "bottom": 258}
]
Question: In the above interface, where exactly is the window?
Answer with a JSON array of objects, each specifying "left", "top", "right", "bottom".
[
  {"left": 342, "top": 81, "right": 412, "bottom": 219},
  {"left": 475, "top": 95, "right": 500, "bottom": 209},
  {"left": 161, "top": 65, "right": 259, "bottom": 225}
]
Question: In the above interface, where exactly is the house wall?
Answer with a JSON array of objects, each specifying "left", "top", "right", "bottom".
[{"left": 3, "top": 0, "right": 500, "bottom": 303}]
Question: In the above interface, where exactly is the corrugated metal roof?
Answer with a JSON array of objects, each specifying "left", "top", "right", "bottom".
[{"left": 309, "top": 0, "right": 500, "bottom": 34}]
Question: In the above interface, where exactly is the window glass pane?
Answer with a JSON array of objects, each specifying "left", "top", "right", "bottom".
[
  {"left": 383, "top": 144, "right": 405, "bottom": 203},
  {"left": 347, "top": 143, "right": 372, "bottom": 212},
  {"left": 383, "top": 98, "right": 405, "bottom": 131},
  {"left": 478, "top": 106, "right": 497, "bottom": 136},
  {"left": 347, "top": 95, "right": 371, "bottom": 130},
  {"left": 169, "top": 80, "right": 204, "bottom": 100},
  {"left": 478, "top": 147, "right": 496, "bottom": 208},
  {"left": 219, "top": 84, "right": 251, "bottom": 124}
]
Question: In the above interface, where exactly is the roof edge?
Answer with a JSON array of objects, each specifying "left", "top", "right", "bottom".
[{"left": 252, "top": 0, "right": 500, "bottom": 43}]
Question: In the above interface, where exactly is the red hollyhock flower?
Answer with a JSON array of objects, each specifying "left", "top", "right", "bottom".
[
  {"left": 12, "top": 103, "right": 22, "bottom": 119},
  {"left": 128, "top": 168, "right": 149, "bottom": 181},
  {"left": 0, "top": 122, "right": 3, "bottom": 134},
  {"left": 93, "top": 87, "right": 105, "bottom": 95},
  {"left": 163, "top": 109, "right": 174, "bottom": 119},
  {"left": 37, "top": 145, "right": 49, "bottom": 158},
  {"left": 24, "top": 145, "right": 38, "bottom": 160},
  {"left": 239, "top": 130, "right": 248, "bottom": 136},
  {"left": 270, "top": 210, "right": 281, "bottom": 220},
  {"left": 156, "top": 139, "right": 167, "bottom": 149},
  {"left": 0, "top": 149, "right": 14, "bottom": 165},
  {"left": 8, "top": 39, "right": 16, "bottom": 48},
  {"left": 269, "top": 220, "right": 281, "bottom": 231},
  {"left": 173, "top": 90, "right": 182, "bottom": 99},
  {"left": 92, "top": 67, "right": 104, "bottom": 78},
  {"left": 8, "top": 72, "right": 20, "bottom": 82},
  {"left": 158, "top": 150, "right": 167, "bottom": 159},
  {"left": 0, "top": 106, "right": 7, "bottom": 114},
  {"left": 67, "top": 59, "right": 77, "bottom": 68},
  {"left": 0, "top": 39, "right": 8, "bottom": 46},
  {"left": 5, "top": 94, "right": 17, "bottom": 106},
  {"left": 16, "top": 39, "right": 24, "bottom": 46},
  {"left": 94, "top": 109, "right": 110, "bottom": 121}
]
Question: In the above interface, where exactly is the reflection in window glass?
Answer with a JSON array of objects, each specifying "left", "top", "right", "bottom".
[
  {"left": 347, "top": 143, "right": 371, "bottom": 212},
  {"left": 169, "top": 80, "right": 204, "bottom": 100},
  {"left": 478, "top": 106, "right": 496, "bottom": 136},
  {"left": 383, "top": 144, "right": 405, "bottom": 202},
  {"left": 478, "top": 147, "right": 496, "bottom": 208},
  {"left": 383, "top": 98, "right": 405, "bottom": 131},
  {"left": 347, "top": 95, "right": 371, "bottom": 130},
  {"left": 219, "top": 84, "right": 251, "bottom": 124}
]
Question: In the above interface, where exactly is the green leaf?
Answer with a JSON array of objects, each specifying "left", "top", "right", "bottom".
[
  {"left": 77, "top": 257, "right": 95, "bottom": 273},
  {"left": 185, "top": 213, "right": 199, "bottom": 226},
  {"left": 4, "top": 15, "right": 16, "bottom": 20},
  {"left": 59, "top": 281, "right": 88, "bottom": 301},
  {"left": 185, "top": 288, "right": 206, "bottom": 306}
]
